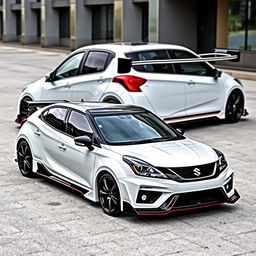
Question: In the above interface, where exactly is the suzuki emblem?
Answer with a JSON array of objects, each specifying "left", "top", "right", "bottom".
[{"left": 193, "top": 168, "right": 201, "bottom": 177}]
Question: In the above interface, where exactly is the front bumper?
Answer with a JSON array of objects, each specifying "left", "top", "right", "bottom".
[{"left": 119, "top": 168, "right": 240, "bottom": 215}]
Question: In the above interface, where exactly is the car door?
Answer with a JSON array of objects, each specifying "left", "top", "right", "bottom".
[
  {"left": 126, "top": 50, "right": 186, "bottom": 120},
  {"left": 171, "top": 50, "right": 222, "bottom": 117},
  {"left": 61, "top": 110, "right": 96, "bottom": 188},
  {"left": 38, "top": 107, "right": 95, "bottom": 188},
  {"left": 42, "top": 52, "right": 85, "bottom": 100},
  {"left": 71, "top": 50, "right": 114, "bottom": 102}
]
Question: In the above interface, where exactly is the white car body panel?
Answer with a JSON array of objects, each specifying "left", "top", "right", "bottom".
[
  {"left": 16, "top": 43, "right": 246, "bottom": 125},
  {"left": 16, "top": 103, "right": 240, "bottom": 215}
]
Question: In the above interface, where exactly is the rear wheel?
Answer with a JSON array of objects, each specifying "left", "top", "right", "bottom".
[
  {"left": 98, "top": 173, "right": 121, "bottom": 216},
  {"left": 225, "top": 90, "right": 244, "bottom": 123},
  {"left": 103, "top": 98, "right": 121, "bottom": 104},
  {"left": 17, "top": 140, "right": 34, "bottom": 178}
]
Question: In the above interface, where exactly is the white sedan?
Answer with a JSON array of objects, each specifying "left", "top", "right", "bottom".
[
  {"left": 16, "top": 43, "right": 247, "bottom": 125},
  {"left": 16, "top": 102, "right": 240, "bottom": 216}
]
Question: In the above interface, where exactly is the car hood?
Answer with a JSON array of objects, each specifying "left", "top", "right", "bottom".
[{"left": 109, "top": 139, "right": 218, "bottom": 167}]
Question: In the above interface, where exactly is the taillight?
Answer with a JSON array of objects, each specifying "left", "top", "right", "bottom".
[{"left": 113, "top": 75, "right": 147, "bottom": 92}]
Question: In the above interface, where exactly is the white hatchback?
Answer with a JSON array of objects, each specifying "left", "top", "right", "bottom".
[
  {"left": 16, "top": 43, "right": 247, "bottom": 125},
  {"left": 16, "top": 102, "right": 240, "bottom": 216}
]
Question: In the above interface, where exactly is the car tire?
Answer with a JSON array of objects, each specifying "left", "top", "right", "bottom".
[
  {"left": 98, "top": 173, "right": 121, "bottom": 216},
  {"left": 103, "top": 98, "right": 121, "bottom": 104},
  {"left": 17, "top": 140, "right": 34, "bottom": 178},
  {"left": 225, "top": 90, "right": 244, "bottom": 123},
  {"left": 20, "top": 96, "right": 33, "bottom": 120}
]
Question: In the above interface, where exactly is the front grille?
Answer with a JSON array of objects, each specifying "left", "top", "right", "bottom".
[
  {"left": 158, "top": 162, "right": 217, "bottom": 182},
  {"left": 173, "top": 188, "right": 224, "bottom": 209}
]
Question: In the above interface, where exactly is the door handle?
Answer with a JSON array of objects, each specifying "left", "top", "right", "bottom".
[
  {"left": 65, "top": 82, "right": 71, "bottom": 88},
  {"left": 187, "top": 80, "right": 195, "bottom": 86},
  {"left": 34, "top": 129, "right": 41, "bottom": 136},
  {"left": 58, "top": 143, "right": 67, "bottom": 151}
]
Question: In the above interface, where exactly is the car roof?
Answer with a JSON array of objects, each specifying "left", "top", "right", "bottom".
[
  {"left": 74, "top": 42, "right": 189, "bottom": 55},
  {"left": 49, "top": 102, "right": 146, "bottom": 115}
]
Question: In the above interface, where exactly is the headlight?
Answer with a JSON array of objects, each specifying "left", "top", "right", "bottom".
[
  {"left": 213, "top": 149, "right": 228, "bottom": 172},
  {"left": 123, "top": 155, "right": 168, "bottom": 179}
]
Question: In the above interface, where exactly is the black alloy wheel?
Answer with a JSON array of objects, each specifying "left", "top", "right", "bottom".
[
  {"left": 225, "top": 90, "right": 244, "bottom": 123},
  {"left": 20, "top": 96, "right": 32, "bottom": 120},
  {"left": 17, "top": 141, "right": 34, "bottom": 177},
  {"left": 104, "top": 98, "right": 121, "bottom": 104},
  {"left": 98, "top": 173, "right": 121, "bottom": 216}
]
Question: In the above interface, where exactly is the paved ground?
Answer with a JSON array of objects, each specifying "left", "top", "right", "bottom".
[{"left": 0, "top": 45, "right": 256, "bottom": 256}]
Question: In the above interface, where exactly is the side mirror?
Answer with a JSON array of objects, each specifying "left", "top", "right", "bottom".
[
  {"left": 175, "top": 128, "right": 185, "bottom": 135},
  {"left": 117, "top": 58, "right": 132, "bottom": 74},
  {"left": 74, "top": 135, "right": 94, "bottom": 151},
  {"left": 45, "top": 72, "right": 55, "bottom": 82},
  {"left": 211, "top": 69, "right": 222, "bottom": 79}
]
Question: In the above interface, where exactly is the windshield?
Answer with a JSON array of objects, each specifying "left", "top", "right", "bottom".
[{"left": 93, "top": 112, "right": 182, "bottom": 145}]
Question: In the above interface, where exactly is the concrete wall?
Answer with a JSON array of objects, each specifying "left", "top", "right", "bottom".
[
  {"left": 21, "top": 0, "right": 38, "bottom": 44},
  {"left": 158, "top": 0, "right": 197, "bottom": 51},
  {"left": 2, "top": 0, "right": 17, "bottom": 42},
  {"left": 122, "top": 1, "right": 142, "bottom": 42}
]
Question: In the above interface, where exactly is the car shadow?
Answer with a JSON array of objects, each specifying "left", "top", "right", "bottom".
[{"left": 171, "top": 117, "right": 249, "bottom": 132}]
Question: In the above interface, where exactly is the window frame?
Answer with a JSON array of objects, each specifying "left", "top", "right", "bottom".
[
  {"left": 169, "top": 49, "right": 214, "bottom": 77},
  {"left": 66, "top": 109, "right": 93, "bottom": 138},
  {"left": 40, "top": 106, "right": 102, "bottom": 147},
  {"left": 51, "top": 51, "right": 87, "bottom": 82},
  {"left": 80, "top": 49, "right": 115, "bottom": 75},
  {"left": 40, "top": 106, "right": 69, "bottom": 133}
]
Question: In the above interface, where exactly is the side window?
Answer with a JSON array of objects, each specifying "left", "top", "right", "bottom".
[
  {"left": 82, "top": 51, "right": 109, "bottom": 74},
  {"left": 55, "top": 52, "right": 84, "bottom": 80},
  {"left": 66, "top": 111, "right": 92, "bottom": 137},
  {"left": 45, "top": 107, "right": 68, "bottom": 132},
  {"left": 171, "top": 50, "right": 211, "bottom": 76},
  {"left": 125, "top": 50, "right": 175, "bottom": 74}
]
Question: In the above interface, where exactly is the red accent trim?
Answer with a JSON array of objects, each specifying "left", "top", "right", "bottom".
[
  {"left": 164, "top": 111, "right": 221, "bottom": 123},
  {"left": 20, "top": 119, "right": 27, "bottom": 126},
  {"left": 138, "top": 202, "right": 225, "bottom": 216},
  {"left": 36, "top": 172, "right": 85, "bottom": 196}
]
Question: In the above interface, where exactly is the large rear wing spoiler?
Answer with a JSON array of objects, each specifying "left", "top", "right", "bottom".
[{"left": 117, "top": 49, "right": 240, "bottom": 74}]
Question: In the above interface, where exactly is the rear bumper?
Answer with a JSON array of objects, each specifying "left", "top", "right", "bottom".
[{"left": 124, "top": 188, "right": 240, "bottom": 216}]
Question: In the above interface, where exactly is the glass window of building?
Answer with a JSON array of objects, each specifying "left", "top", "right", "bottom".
[
  {"left": 228, "top": 0, "right": 256, "bottom": 51},
  {"left": 92, "top": 5, "right": 113, "bottom": 42}
]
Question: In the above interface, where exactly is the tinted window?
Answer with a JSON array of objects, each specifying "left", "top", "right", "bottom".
[
  {"left": 82, "top": 51, "right": 109, "bottom": 74},
  {"left": 66, "top": 111, "right": 92, "bottom": 137},
  {"left": 125, "top": 50, "right": 175, "bottom": 74},
  {"left": 171, "top": 50, "right": 211, "bottom": 76},
  {"left": 45, "top": 108, "right": 68, "bottom": 132},
  {"left": 55, "top": 52, "right": 84, "bottom": 80},
  {"left": 94, "top": 112, "right": 181, "bottom": 145}
]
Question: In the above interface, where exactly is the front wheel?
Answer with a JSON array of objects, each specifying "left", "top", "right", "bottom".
[
  {"left": 225, "top": 90, "right": 244, "bottom": 123},
  {"left": 17, "top": 140, "right": 34, "bottom": 178},
  {"left": 98, "top": 173, "right": 121, "bottom": 216}
]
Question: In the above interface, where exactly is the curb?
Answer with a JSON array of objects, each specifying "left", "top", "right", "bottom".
[{"left": 221, "top": 69, "right": 256, "bottom": 81}]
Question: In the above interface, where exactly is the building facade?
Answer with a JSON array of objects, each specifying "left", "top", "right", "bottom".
[{"left": 0, "top": 0, "right": 255, "bottom": 71}]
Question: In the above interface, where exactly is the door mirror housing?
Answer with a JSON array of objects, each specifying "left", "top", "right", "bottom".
[
  {"left": 45, "top": 72, "right": 55, "bottom": 82},
  {"left": 74, "top": 135, "right": 94, "bottom": 151},
  {"left": 175, "top": 128, "right": 185, "bottom": 135},
  {"left": 211, "top": 69, "right": 222, "bottom": 79}
]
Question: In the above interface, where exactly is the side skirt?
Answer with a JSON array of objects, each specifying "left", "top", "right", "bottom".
[{"left": 37, "top": 163, "right": 89, "bottom": 196}]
